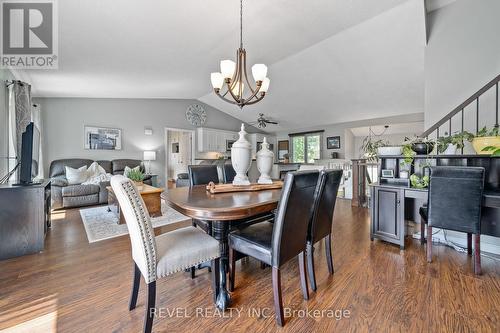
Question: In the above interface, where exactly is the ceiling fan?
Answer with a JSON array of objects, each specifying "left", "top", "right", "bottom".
[{"left": 250, "top": 113, "right": 278, "bottom": 128}]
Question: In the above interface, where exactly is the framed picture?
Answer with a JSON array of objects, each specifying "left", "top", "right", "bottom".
[
  {"left": 278, "top": 140, "right": 289, "bottom": 160},
  {"left": 326, "top": 136, "right": 340, "bottom": 149},
  {"left": 84, "top": 126, "right": 122, "bottom": 150}
]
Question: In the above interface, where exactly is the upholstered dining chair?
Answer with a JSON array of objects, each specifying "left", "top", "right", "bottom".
[
  {"left": 419, "top": 166, "right": 485, "bottom": 275},
  {"left": 228, "top": 171, "right": 323, "bottom": 326},
  {"left": 307, "top": 169, "right": 343, "bottom": 291},
  {"left": 222, "top": 163, "right": 237, "bottom": 183},
  {"left": 110, "top": 176, "right": 221, "bottom": 333}
]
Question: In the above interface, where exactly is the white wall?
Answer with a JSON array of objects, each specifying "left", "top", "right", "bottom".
[
  {"left": 36, "top": 97, "right": 260, "bottom": 186},
  {"left": 425, "top": 0, "right": 500, "bottom": 129},
  {"left": 275, "top": 113, "right": 424, "bottom": 161}
]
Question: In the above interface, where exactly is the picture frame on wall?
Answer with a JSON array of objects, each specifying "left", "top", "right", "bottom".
[
  {"left": 84, "top": 126, "right": 122, "bottom": 150},
  {"left": 326, "top": 136, "right": 341, "bottom": 149}
]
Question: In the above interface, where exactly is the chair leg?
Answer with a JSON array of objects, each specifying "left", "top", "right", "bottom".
[
  {"left": 129, "top": 263, "right": 141, "bottom": 311},
  {"left": 420, "top": 219, "right": 425, "bottom": 244},
  {"left": 306, "top": 242, "right": 317, "bottom": 292},
  {"left": 144, "top": 281, "right": 156, "bottom": 333},
  {"left": 228, "top": 248, "right": 235, "bottom": 292},
  {"left": 272, "top": 267, "right": 285, "bottom": 327},
  {"left": 426, "top": 226, "right": 432, "bottom": 263},
  {"left": 211, "top": 258, "right": 220, "bottom": 304},
  {"left": 190, "top": 266, "right": 195, "bottom": 279},
  {"left": 474, "top": 234, "right": 481, "bottom": 275},
  {"left": 298, "top": 252, "right": 309, "bottom": 300},
  {"left": 325, "top": 234, "right": 334, "bottom": 275},
  {"left": 467, "top": 233, "right": 472, "bottom": 255}
]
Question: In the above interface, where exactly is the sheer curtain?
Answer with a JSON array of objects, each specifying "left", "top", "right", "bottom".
[{"left": 7, "top": 81, "right": 35, "bottom": 181}]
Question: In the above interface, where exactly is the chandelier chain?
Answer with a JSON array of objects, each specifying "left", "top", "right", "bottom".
[{"left": 240, "top": 0, "right": 243, "bottom": 49}]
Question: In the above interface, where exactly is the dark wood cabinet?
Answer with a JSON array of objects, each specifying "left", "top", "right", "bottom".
[
  {"left": 0, "top": 180, "right": 51, "bottom": 260},
  {"left": 370, "top": 186, "right": 405, "bottom": 249}
]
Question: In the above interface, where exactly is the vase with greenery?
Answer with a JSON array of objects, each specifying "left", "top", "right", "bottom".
[
  {"left": 469, "top": 126, "right": 500, "bottom": 155},
  {"left": 127, "top": 169, "right": 145, "bottom": 186},
  {"left": 436, "top": 131, "right": 474, "bottom": 154},
  {"left": 360, "top": 137, "right": 388, "bottom": 161}
]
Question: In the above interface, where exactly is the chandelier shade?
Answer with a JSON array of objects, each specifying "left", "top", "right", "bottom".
[{"left": 210, "top": 0, "right": 270, "bottom": 108}]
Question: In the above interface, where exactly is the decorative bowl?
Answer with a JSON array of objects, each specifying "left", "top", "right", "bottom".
[
  {"left": 472, "top": 136, "right": 500, "bottom": 155},
  {"left": 411, "top": 142, "right": 435, "bottom": 155}
]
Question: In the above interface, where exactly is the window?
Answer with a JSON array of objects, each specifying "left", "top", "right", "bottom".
[{"left": 289, "top": 131, "right": 323, "bottom": 163}]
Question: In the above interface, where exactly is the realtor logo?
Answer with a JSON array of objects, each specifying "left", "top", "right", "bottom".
[{"left": 0, "top": 0, "right": 58, "bottom": 69}]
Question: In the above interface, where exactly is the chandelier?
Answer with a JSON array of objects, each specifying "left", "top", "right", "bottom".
[{"left": 210, "top": 0, "right": 270, "bottom": 108}]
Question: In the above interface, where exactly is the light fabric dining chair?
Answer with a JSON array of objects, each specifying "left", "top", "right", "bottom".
[{"left": 110, "top": 175, "right": 221, "bottom": 333}]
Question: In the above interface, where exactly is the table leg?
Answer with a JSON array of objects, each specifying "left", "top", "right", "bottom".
[{"left": 212, "top": 220, "right": 231, "bottom": 311}]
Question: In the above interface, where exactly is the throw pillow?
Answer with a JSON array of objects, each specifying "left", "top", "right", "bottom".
[
  {"left": 124, "top": 165, "right": 140, "bottom": 178},
  {"left": 87, "top": 161, "right": 106, "bottom": 178},
  {"left": 65, "top": 165, "right": 88, "bottom": 185}
]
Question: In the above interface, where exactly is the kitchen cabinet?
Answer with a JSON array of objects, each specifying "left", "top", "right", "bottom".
[{"left": 197, "top": 128, "right": 238, "bottom": 153}]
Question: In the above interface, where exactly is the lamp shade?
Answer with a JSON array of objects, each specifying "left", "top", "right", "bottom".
[
  {"left": 211, "top": 72, "right": 224, "bottom": 89},
  {"left": 259, "top": 77, "right": 270, "bottom": 93},
  {"left": 143, "top": 151, "right": 156, "bottom": 161},
  {"left": 251, "top": 64, "right": 267, "bottom": 82},
  {"left": 220, "top": 60, "right": 236, "bottom": 79}
]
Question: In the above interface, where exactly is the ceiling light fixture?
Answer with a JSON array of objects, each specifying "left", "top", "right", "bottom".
[{"left": 210, "top": 0, "right": 270, "bottom": 109}]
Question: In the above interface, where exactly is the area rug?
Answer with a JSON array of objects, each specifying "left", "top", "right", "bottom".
[{"left": 80, "top": 201, "right": 190, "bottom": 243}]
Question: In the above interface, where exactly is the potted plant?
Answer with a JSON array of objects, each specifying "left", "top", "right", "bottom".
[
  {"left": 360, "top": 137, "right": 388, "bottom": 161},
  {"left": 408, "top": 136, "right": 435, "bottom": 155},
  {"left": 127, "top": 168, "right": 145, "bottom": 187},
  {"left": 410, "top": 174, "right": 429, "bottom": 189},
  {"left": 470, "top": 126, "right": 500, "bottom": 155},
  {"left": 437, "top": 131, "right": 474, "bottom": 154}
]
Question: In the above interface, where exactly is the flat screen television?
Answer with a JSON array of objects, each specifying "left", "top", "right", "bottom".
[{"left": 19, "top": 122, "right": 40, "bottom": 184}]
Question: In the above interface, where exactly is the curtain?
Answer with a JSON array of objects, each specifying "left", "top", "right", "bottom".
[{"left": 7, "top": 81, "right": 33, "bottom": 181}]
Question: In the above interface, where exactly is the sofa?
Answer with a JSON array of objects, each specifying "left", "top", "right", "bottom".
[{"left": 49, "top": 158, "right": 152, "bottom": 210}]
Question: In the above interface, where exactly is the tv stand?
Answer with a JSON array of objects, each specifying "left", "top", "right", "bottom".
[{"left": 0, "top": 179, "right": 51, "bottom": 260}]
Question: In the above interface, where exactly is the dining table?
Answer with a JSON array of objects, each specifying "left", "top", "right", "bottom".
[{"left": 164, "top": 185, "right": 282, "bottom": 310}]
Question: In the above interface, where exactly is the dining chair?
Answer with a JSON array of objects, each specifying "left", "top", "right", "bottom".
[
  {"left": 307, "top": 169, "right": 343, "bottom": 291},
  {"left": 110, "top": 175, "right": 221, "bottom": 333},
  {"left": 187, "top": 164, "right": 220, "bottom": 277},
  {"left": 419, "top": 166, "right": 484, "bottom": 275},
  {"left": 228, "top": 170, "right": 323, "bottom": 326},
  {"left": 222, "top": 163, "right": 237, "bottom": 183}
]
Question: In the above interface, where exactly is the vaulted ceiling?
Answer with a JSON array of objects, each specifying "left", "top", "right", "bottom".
[{"left": 14, "top": 0, "right": 426, "bottom": 132}]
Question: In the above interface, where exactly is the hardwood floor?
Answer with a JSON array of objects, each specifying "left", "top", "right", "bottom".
[{"left": 0, "top": 200, "right": 499, "bottom": 332}]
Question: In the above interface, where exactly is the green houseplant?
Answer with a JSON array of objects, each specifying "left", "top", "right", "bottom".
[
  {"left": 127, "top": 168, "right": 145, "bottom": 186},
  {"left": 436, "top": 131, "right": 474, "bottom": 154},
  {"left": 360, "top": 137, "right": 388, "bottom": 161}
]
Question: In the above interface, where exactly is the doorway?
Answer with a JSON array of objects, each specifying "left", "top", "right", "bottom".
[{"left": 164, "top": 128, "right": 195, "bottom": 187}]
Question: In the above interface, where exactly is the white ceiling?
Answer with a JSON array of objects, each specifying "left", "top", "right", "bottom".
[
  {"left": 350, "top": 121, "right": 424, "bottom": 137},
  {"left": 425, "top": 0, "right": 457, "bottom": 12},
  {"left": 14, "top": 0, "right": 426, "bottom": 132}
]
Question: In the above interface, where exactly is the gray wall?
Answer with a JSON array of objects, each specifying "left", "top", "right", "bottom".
[
  {"left": 36, "top": 97, "right": 260, "bottom": 186},
  {"left": 425, "top": 0, "right": 500, "bottom": 129},
  {"left": 275, "top": 113, "right": 424, "bottom": 161}
]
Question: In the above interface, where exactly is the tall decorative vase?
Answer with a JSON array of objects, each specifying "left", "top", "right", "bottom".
[
  {"left": 231, "top": 124, "right": 252, "bottom": 185},
  {"left": 257, "top": 137, "right": 274, "bottom": 184}
]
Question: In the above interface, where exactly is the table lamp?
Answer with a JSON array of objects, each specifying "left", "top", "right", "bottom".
[{"left": 143, "top": 151, "right": 156, "bottom": 175}]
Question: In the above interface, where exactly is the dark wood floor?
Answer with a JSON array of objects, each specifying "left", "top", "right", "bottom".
[{"left": 1, "top": 200, "right": 499, "bottom": 332}]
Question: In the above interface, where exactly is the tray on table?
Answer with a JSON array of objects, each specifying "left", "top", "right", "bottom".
[{"left": 206, "top": 181, "right": 283, "bottom": 194}]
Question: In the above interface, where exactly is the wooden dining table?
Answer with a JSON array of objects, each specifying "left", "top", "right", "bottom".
[{"left": 164, "top": 185, "right": 282, "bottom": 310}]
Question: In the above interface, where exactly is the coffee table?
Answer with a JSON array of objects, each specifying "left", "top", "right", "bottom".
[{"left": 107, "top": 184, "right": 164, "bottom": 224}]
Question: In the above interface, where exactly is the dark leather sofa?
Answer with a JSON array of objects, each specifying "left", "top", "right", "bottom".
[{"left": 49, "top": 158, "right": 151, "bottom": 210}]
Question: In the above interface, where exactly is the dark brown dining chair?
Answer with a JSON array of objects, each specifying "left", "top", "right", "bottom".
[
  {"left": 187, "top": 165, "right": 220, "bottom": 277},
  {"left": 419, "top": 166, "right": 485, "bottom": 275},
  {"left": 307, "top": 169, "right": 342, "bottom": 291},
  {"left": 228, "top": 170, "right": 323, "bottom": 326},
  {"left": 222, "top": 163, "right": 237, "bottom": 183}
]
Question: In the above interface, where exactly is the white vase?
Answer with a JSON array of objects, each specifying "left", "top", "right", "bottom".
[
  {"left": 443, "top": 143, "right": 458, "bottom": 155},
  {"left": 257, "top": 137, "right": 274, "bottom": 184},
  {"left": 231, "top": 124, "right": 252, "bottom": 185}
]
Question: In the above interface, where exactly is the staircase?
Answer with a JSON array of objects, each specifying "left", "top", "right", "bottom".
[{"left": 421, "top": 74, "right": 500, "bottom": 153}]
